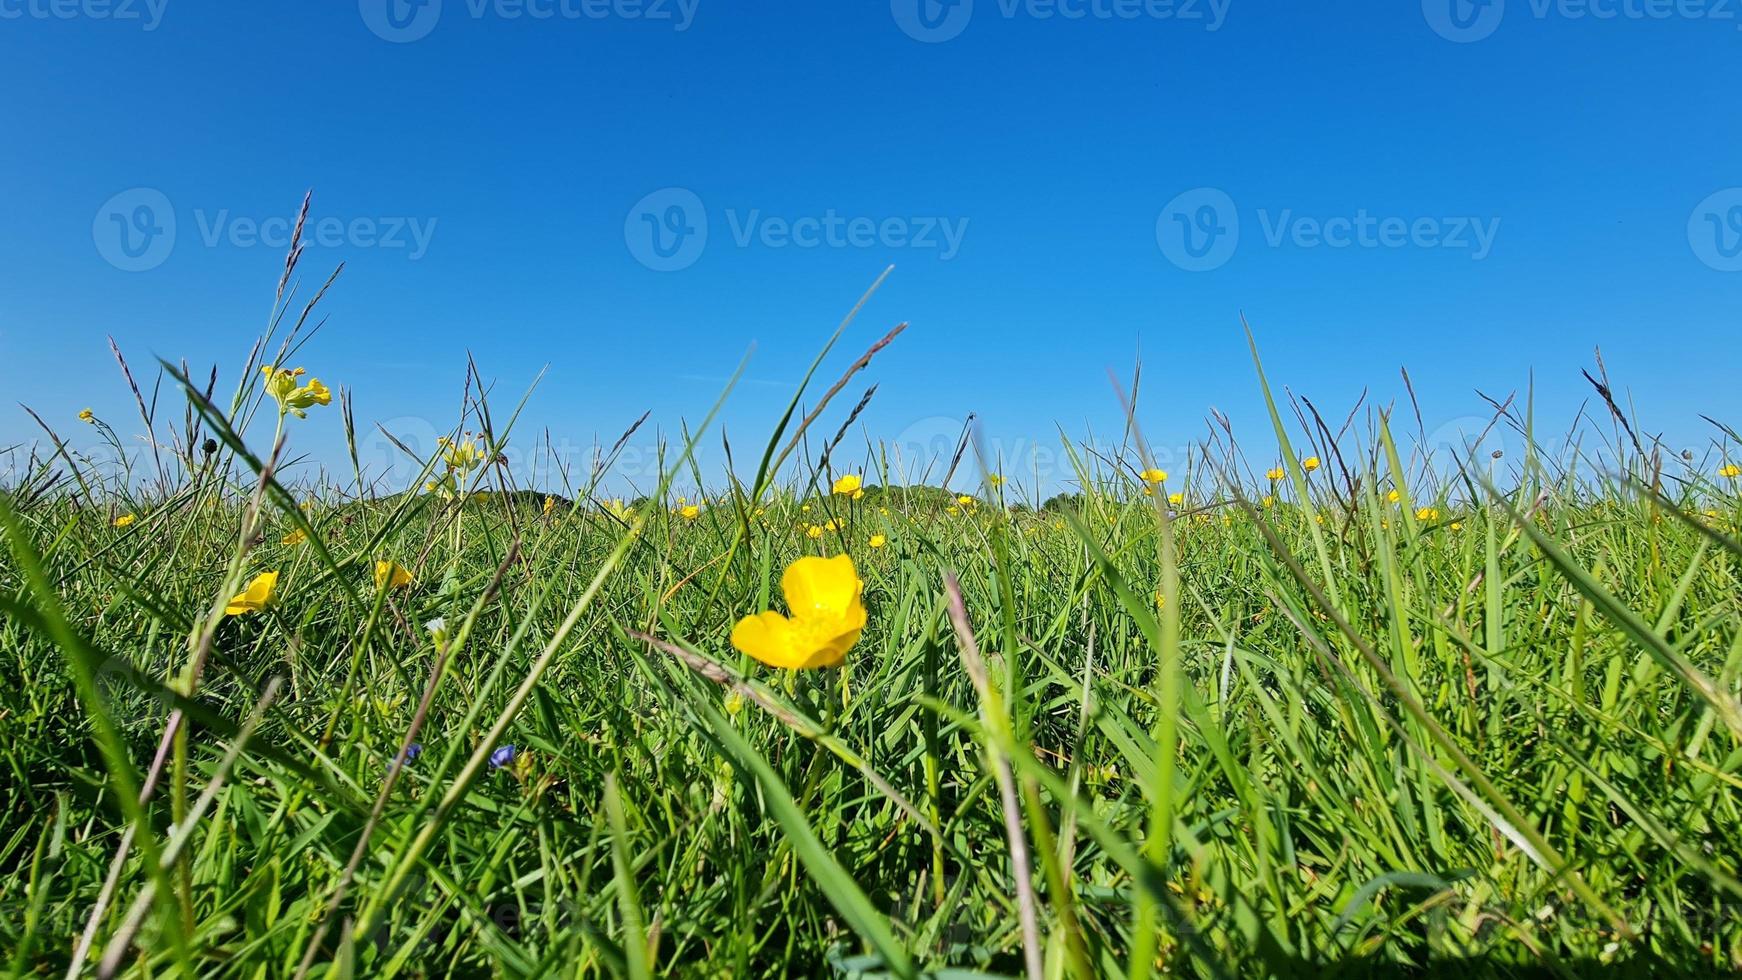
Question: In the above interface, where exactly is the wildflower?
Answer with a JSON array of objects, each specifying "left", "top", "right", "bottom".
[
  {"left": 806, "top": 524, "right": 824, "bottom": 539},
  {"left": 1416, "top": 507, "right": 1441, "bottom": 522},
  {"left": 878, "top": 507, "right": 889, "bottom": 516},
  {"left": 404, "top": 743, "right": 423, "bottom": 761},
  {"left": 439, "top": 437, "right": 484, "bottom": 473},
  {"left": 78, "top": 408, "right": 95, "bottom": 423},
  {"left": 825, "top": 517, "right": 844, "bottom": 532},
  {"left": 426, "top": 616, "right": 448, "bottom": 645},
  {"left": 1139, "top": 468, "right": 1167, "bottom": 484},
  {"left": 1721, "top": 464, "right": 1742, "bottom": 479},
  {"left": 543, "top": 495, "right": 556, "bottom": 516},
  {"left": 801, "top": 504, "right": 812, "bottom": 513},
  {"left": 680, "top": 504, "right": 701, "bottom": 521},
  {"left": 869, "top": 533, "right": 887, "bottom": 548},
  {"left": 260, "top": 365, "right": 332, "bottom": 418},
  {"left": 1261, "top": 495, "right": 1275, "bottom": 509},
  {"left": 281, "top": 528, "right": 307, "bottom": 546},
  {"left": 730, "top": 555, "right": 866, "bottom": 669},
  {"left": 724, "top": 691, "right": 745, "bottom": 716},
  {"left": 988, "top": 474, "right": 1004, "bottom": 487},
  {"left": 374, "top": 561, "right": 413, "bottom": 590},
  {"left": 1449, "top": 521, "right": 1464, "bottom": 531},
  {"left": 1387, "top": 489, "right": 1401, "bottom": 504},
  {"left": 489, "top": 745, "right": 518, "bottom": 769},
  {"left": 225, "top": 571, "right": 279, "bottom": 616},
  {"left": 832, "top": 474, "right": 862, "bottom": 496},
  {"left": 1167, "top": 492, "right": 1184, "bottom": 506},
  {"left": 956, "top": 495, "right": 975, "bottom": 507},
  {"left": 113, "top": 513, "right": 137, "bottom": 528},
  {"left": 1266, "top": 467, "right": 1285, "bottom": 481},
  {"left": 945, "top": 506, "right": 959, "bottom": 515},
  {"left": 852, "top": 488, "right": 865, "bottom": 500},
  {"left": 1301, "top": 456, "right": 1320, "bottom": 472}
]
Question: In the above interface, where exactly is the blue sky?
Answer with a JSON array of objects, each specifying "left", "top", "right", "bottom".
[{"left": 1, "top": 0, "right": 1738, "bottom": 496}]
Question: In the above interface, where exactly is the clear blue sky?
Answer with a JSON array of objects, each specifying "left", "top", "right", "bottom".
[{"left": 2, "top": 1, "right": 1738, "bottom": 496}]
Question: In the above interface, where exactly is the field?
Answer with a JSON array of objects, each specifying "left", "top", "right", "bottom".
[{"left": 3, "top": 267, "right": 1742, "bottom": 977}]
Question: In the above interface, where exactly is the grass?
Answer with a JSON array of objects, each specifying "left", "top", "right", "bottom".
[{"left": 3, "top": 245, "right": 1741, "bottom": 977}]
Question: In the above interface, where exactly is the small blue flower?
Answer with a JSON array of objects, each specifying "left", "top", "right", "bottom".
[
  {"left": 490, "top": 744, "right": 517, "bottom": 769},
  {"left": 404, "top": 743, "right": 423, "bottom": 761}
]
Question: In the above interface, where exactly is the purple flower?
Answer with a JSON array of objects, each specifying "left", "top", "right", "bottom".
[
  {"left": 404, "top": 742, "right": 423, "bottom": 761},
  {"left": 490, "top": 744, "right": 517, "bottom": 769}
]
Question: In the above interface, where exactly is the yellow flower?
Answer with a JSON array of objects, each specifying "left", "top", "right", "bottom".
[
  {"left": 806, "top": 524, "right": 824, "bottom": 539},
  {"left": 1387, "top": 489, "right": 1401, "bottom": 504},
  {"left": 956, "top": 495, "right": 976, "bottom": 507},
  {"left": 1301, "top": 456, "right": 1320, "bottom": 472},
  {"left": 1266, "top": 467, "right": 1285, "bottom": 481},
  {"left": 225, "top": 571, "right": 279, "bottom": 616},
  {"left": 1261, "top": 495, "right": 1275, "bottom": 509},
  {"left": 680, "top": 504, "right": 701, "bottom": 520},
  {"left": 878, "top": 507, "right": 889, "bottom": 516},
  {"left": 832, "top": 474, "right": 862, "bottom": 496},
  {"left": 260, "top": 366, "right": 331, "bottom": 418},
  {"left": 78, "top": 408, "right": 95, "bottom": 423},
  {"left": 801, "top": 504, "right": 811, "bottom": 513},
  {"left": 825, "top": 517, "right": 845, "bottom": 532},
  {"left": 439, "top": 436, "right": 484, "bottom": 473},
  {"left": 945, "top": 506, "right": 958, "bottom": 515},
  {"left": 988, "top": 474, "right": 1004, "bottom": 487},
  {"left": 281, "top": 528, "right": 307, "bottom": 546},
  {"left": 730, "top": 555, "right": 866, "bottom": 669},
  {"left": 374, "top": 561, "right": 413, "bottom": 591},
  {"left": 112, "top": 513, "right": 137, "bottom": 528},
  {"left": 852, "top": 488, "right": 865, "bottom": 501},
  {"left": 1720, "top": 464, "right": 1742, "bottom": 479},
  {"left": 869, "top": 534, "right": 887, "bottom": 548},
  {"left": 1167, "top": 492, "right": 1184, "bottom": 506},
  {"left": 724, "top": 690, "right": 745, "bottom": 716},
  {"left": 1415, "top": 507, "right": 1441, "bottom": 522},
  {"left": 543, "top": 495, "right": 556, "bottom": 515},
  {"left": 1139, "top": 468, "right": 1168, "bottom": 484},
  {"left": 1449, "top": 521, "right": 1464, "bottom": 531}
]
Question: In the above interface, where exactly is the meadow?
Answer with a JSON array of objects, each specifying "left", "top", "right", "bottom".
[{"left": 3, "top": 252, "right": 1741, "bottom": 978}]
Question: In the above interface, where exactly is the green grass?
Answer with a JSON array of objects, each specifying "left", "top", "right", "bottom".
[{"left": 3, "top": 263, "right": 1742, "bottom": 977}]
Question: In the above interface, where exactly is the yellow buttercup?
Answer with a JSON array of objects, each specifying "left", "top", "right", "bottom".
[
  {"left": 225, "top": 571, "right": 279, "bottom": 616},
  {"left": 730, "top": 555, "right": 866, "bottom": 669}
]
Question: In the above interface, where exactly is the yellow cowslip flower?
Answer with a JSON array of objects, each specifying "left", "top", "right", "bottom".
[
  {"left": 1416, "top": 507, "right": 1441, "bottom": 522},
  {"left": 806, "top": 524, "right": 824, "bottom": 539},
  {"left": 439, "top": 436, "right": 484, "bottom": 473},
  {"left": 543, "top": 495, "right": 556, "bottom": 516},
  {"left": 281, "top": 528, "right": 307, "bottom": 546},
  {"left": 225, "top": 571, "right": 279, "bottom": 616},
  {"left": 1266, "top": 466, "right": 1285, "bottom": 481},
  {"left": 78, "top": 408, "right": 95, "bottom": 423},
  {"left": 1387, "top": 489, "right": 1402, "bottom": 504},
  {"left": 1167, "top": 492, "right": 1184, "bottom": 506},
  {"left": 730, "top": 555, "right": 866, "bottom": 669},
  {"left": 1301, "top": 456, "right": 1320, "bottom": 472},
  {"left": 1720, "top": 464, "right": 1742, "bottom": 479},
  {"left": 869, "top": 534, "right": 887, "bottom": 548},
  {"left": 261, "top": 366, "right": 331, "bottom": 418},
  {"left": 113, "top": 513, "right": 136, "bottom": 528},
  {"left": 374, "top": 561, "right": 413, "bottom": 591},
  {"left": 832, "top": 474, "right": 862, "bottom": 496},
  {"left": 680, "top": 504, "right": 701, "bottom": 521},
  {"left": 1139, "top": 468, "right": 1167, "bottom": 484}
]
